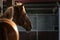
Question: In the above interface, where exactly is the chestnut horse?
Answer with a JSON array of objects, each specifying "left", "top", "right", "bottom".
[
  {"left": 0, "top": 2, "right": 32, "bottom": 40},
  {"left": 1, "top": 2, "right": 32, "bottom": 31},
  {"left": 0, "top": 18, "right": 19, "bottom": 40}
]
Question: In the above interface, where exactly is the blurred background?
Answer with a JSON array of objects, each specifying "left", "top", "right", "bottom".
[{"left": 1, "top": 0, "right": 59, "bottom": 40}]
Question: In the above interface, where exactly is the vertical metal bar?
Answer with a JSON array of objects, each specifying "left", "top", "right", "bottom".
[
  {"left": 58, "top": 2, "right": 60, "bottom": 40},
  {"left": 12, "top": 0, "right": 15, "bottom": 6},
  {"left": 36, "top": 14, "right": 38, "bottom": 40},
  {"left": 0, "top": 1, "right": 3, "bottom": 40},
  {"left": 0, "top": 0, "right": 3, "bottom": 17}
]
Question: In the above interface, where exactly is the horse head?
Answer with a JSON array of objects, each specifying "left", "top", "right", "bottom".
[
  {"left": 13, "top": 3, "right": 32, "bottom": 31},
  {"left": 1, "top": 2, "right": 32, "bottom": 31}
]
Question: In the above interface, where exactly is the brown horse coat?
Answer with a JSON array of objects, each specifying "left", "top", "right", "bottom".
[{"left": 0, "top": 18, "right": 19, "bottom": 40}]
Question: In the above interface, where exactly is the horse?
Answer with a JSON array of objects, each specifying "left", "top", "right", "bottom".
[
  {"left": 1, "top": 2, "right": 32, "bottom": 31},
  {"left": 0, "top": 2, "right": 32, "bottom": 40},
  {"left": 0, "top": 18, "right": 19, "bottom": 40}
]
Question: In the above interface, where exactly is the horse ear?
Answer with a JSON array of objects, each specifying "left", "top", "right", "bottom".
[
  {"left": 16, "top": 2, "right": 23, "bottom": 6},
  {"left": 22, "top": 6, "right": 27, "bottom": 14}
]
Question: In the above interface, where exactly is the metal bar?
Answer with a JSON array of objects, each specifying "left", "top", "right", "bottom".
[{"left": 0, "top": 0, "right": 3, "bottom": 17}]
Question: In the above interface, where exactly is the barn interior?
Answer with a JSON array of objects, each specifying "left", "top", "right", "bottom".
[{"left": 0, "top": 0, "right": 59, "bottom": 40}]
